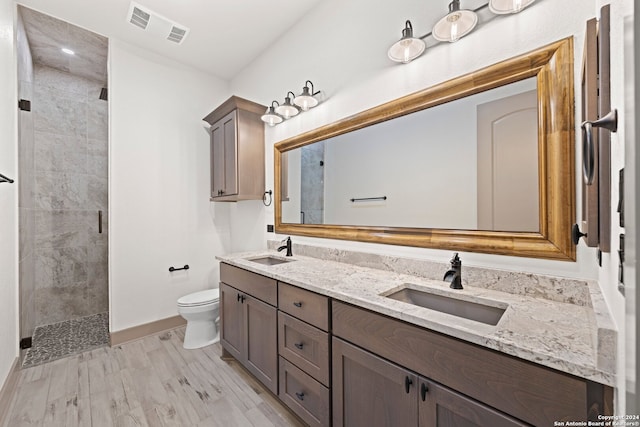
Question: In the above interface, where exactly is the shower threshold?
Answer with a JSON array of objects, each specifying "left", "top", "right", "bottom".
[{"left": 22, "top": 312, "right": 109, "bottom": 368}]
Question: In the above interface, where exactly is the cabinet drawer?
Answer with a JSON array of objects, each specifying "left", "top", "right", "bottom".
[
  {"left": 220, "top": 263, "right": 277, "bottom": 306},
  {"left": 279, "top": 357, "right": 330, "bottom": 427},
  {"left": 278, "top": 283, "right": 329, "bottom": 331},
  {"left": 278, "top": 312, "right": 330, "bottom": 386},
  {"left": 332, "top": 301, "right": 587, "bottom": 427}
]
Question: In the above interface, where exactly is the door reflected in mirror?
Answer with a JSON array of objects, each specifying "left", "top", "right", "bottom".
[{"left": 281, "top": 78, "right": 539, "bottom": 232}]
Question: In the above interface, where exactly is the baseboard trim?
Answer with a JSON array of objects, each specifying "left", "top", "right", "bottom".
[
  {"left": 0, "top": 357, "right": 20, "bottom": 426},
  {"left": 110, "top": 315, "right": 187, "bottom": 346}
]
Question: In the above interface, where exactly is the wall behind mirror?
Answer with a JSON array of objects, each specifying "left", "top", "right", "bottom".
[{"left": 281, "top": 78, "right": 538, "bottom": 232}]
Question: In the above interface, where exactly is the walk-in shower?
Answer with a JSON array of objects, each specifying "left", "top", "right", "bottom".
[{"left": 17, "top": 6, "right": 109, "bottom": 367}]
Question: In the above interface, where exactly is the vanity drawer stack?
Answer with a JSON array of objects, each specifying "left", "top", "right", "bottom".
[{"left": 277, "top": 283, "right": 331, "bottom": 427}]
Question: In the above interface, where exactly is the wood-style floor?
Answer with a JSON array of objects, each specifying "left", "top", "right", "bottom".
[{"left": 3, "top": 327, "right": 305, "bottom": 427}]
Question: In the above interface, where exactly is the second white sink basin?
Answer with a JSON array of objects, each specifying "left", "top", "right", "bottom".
[{"left": 384, "top": 286, "right": 506, "bottom": 326}]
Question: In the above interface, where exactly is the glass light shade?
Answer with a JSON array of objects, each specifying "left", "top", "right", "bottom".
[
  {"left": 388, "top": 20, "right": 426, "bottom": 63},
  {"left": 293, "top": 87, "right": 319, "bottom": 111},
  {"left": 432, "top": 9, "right": 477, "bottom": 42},
  {"left": 261, "top": 107, "right": 283, "bottom": 126},
  {"left": 489, "top": 0, "right": 536, "bottom": 14},
  {"left": 275, "top": 96, "right": 299, "bottom": 119},
  {"left": 388, "top": 37, "right": 426, "bottom": 63}
]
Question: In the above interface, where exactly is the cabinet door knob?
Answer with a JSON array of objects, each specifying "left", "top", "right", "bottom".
[
  {"left": 405, "top": 376, "right": 413, "bottom": 394},
  {"left": 420, "top": 383, "right": 429, "bottom": 401},
  {"left": 294, "top": 342, "right": 304, "bottom": 350},
  {"left": 293, "top": 301, "right": 302, "bottom": 308},
  {"left": 295, "top": 392, "right": 305, "bottom": 401}
]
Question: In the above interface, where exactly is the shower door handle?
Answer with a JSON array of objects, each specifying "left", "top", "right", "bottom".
[{"left": 98, "top": 210, "right": 103, "bottom": 234}]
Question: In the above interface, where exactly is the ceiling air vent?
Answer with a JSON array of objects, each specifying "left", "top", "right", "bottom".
[
  {"left": 129, "top": 6, "right": 150, "bottom": 30},
  {"left": 167, "top": 26, "right": 187, "bottom": 44},
  {"left": 127, "top": 2, "right": 190, "bottom": 44}
]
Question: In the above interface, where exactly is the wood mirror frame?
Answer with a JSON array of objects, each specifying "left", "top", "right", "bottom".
[{"left": 274, "top": 37, "right": 575, "bottom": 261}]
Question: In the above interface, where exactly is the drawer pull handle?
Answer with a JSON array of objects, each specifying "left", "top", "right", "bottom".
[
  {"left": 405, "top": 376, "right": 413, "bottom": 394},
  {"left": 293, "top": 301, "right": 303, "bottom": 308},
  {"left": 420, "top": 383, "right": 429, "bottom": 401},
  {"left": 294, "top": 342, "right": 304, "bottom": 350},
  {"left": 295, "top": 392, "right": 305, "bottom": 401}
]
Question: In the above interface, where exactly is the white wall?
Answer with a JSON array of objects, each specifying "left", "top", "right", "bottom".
[
  {"left": 109, "top": 39, "right": 231, "bottom": 332},
  {"left": 0, "top": 0, "right": 19, "bottom": 387},
  {"left": 230, "top": 0, "right": 633, "bottom": 412}
]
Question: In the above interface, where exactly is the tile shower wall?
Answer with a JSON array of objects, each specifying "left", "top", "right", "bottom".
[
  {"left": 300, "top": 142, "right": 325, "bottom": 224},
  {"left": 30, "top": 65, "right": 108, "bottom": 326},
  {"left": 17, "top": 10, "right": 36, "bottom": 340}
]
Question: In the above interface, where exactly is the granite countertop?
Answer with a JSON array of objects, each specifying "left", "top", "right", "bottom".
[{"left": 216, "top": 250, "right": 616, "bottom": 386}]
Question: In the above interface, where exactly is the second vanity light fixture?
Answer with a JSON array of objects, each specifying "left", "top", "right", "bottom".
[
  {"left": 388, "top": 0, "right": 536, "bottom": 63},
  {"left": 261, "top": 80, "right": 322, "bottom": 126}
]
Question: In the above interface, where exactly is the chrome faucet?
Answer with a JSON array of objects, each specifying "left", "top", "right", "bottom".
[
  {"left": 443, "top": 252, "right": 463, "bottom": 289},
  {"left": 277, "top": 236, "right": 293, "bottom": 257}
]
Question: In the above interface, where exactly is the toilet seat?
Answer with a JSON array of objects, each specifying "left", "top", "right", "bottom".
[{"left": 177, "top": 289, "right": 219, "bottom": 307}]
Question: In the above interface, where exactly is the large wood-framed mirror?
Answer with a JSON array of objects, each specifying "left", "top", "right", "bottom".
[{"left": 274, "top": 38, "right": 575, "bottom": 261}]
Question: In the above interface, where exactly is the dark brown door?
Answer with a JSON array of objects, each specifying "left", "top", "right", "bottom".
[
  {"left": 220, "top": 282, "right": 243, "bottom": 360},
  {"left": 418, "top": 379, "right": 529, "bottom": 427},
  {"left": 245, "top": 294, "right": 278, "bottom": 394},
  {"left": 333, "top": 337, "right": 418, "bottom": 427}
]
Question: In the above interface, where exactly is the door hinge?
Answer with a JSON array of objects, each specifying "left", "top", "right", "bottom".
[
  {"left": 18, "top": 99, "right": 31, "bottom": 111},
  {"left": 20, "top": 337, "right": 32, "bottom": 349}
]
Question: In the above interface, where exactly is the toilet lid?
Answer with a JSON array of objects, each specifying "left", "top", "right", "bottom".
[{"left": 178, "top": 289, "right": 220, "bottom": 307}]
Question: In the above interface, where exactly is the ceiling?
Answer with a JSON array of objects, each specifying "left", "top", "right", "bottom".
[
  {"left": 16, "top": 0, "right": 323, "bottom": 81},
  {"left": 19, "top": 6, "right": 108, "bottom": 84}
]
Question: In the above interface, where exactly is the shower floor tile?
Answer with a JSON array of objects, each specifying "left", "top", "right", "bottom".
[{"left": 22, "top": 312, "right": 109, "bottom": 368}]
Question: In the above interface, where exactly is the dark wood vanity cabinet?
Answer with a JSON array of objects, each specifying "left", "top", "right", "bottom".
[
  {"left": 219, "top": 263, "right": 612, "bottom": 426},
  {"left": 332, "top": 301, "right": 612, "bottom": 427},
  {"left": 333, "top": 338, "right": 526, "bottom": 427},
  {"left": 203, "top": 96, "right": 265, "bottom": 202},
  {"left": 220, "top": 264, "right": 278, "bottom": 394}
]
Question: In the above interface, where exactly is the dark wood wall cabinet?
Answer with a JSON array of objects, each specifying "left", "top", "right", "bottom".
[
  {"left": 203, "top": 96, "right": 266, "bottom": 202},
  {"left": 219, "top": 263, "right": 613, "bottom": 426}
]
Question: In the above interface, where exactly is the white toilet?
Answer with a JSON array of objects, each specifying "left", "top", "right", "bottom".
[{"left": 177, "top": 289, "right": 220, "bottom": 349}]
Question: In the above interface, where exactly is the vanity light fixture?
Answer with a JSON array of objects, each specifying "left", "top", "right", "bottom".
[
  {"left": 293, "top": 80, "right": 320, "bottom": 111},
  {"left": 262, "top": 81, "right": 322, "bottom": 126},
  {"left": 388, "top": 20, "right": 426, "bottom": 63},
  {"left": 261, "top": 101, "right": 284, "bottom": 127},
  {"left": 274, "top": 91, "right": 300, "bottom": 119},
  {"left": 489, "top": 0, "right": 536, "bottom": 14},
  {"left": 388, "top": 0, "right": 536, "bottom": 63},
  {"left": 432, "top": 0, "right": 478, "bottom": 43}
]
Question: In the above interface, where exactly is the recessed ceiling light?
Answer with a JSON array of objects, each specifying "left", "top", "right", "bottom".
[{"left": 61, "top": 48, "right": 75, "bottom": 55}]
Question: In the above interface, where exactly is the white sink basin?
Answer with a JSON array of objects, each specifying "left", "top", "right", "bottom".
[
  {"left": 246, "top": 256, "right": 295, "bottom": 266},
  {"left": 384, "top": 286, "right": 506, "bottom": 326}
]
